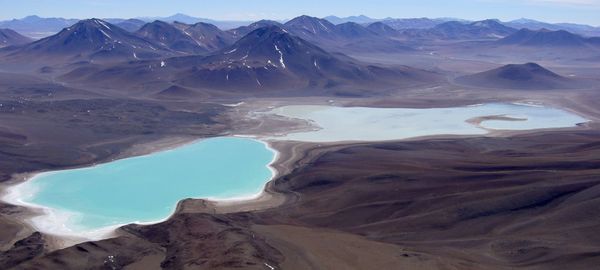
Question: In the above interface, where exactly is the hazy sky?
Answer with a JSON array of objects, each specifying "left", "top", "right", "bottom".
[{"left": 1, "top": 0, "right": 599, "bottom": 25}]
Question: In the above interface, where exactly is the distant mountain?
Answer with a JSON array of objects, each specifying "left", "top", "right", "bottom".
[
  {"left": 497, "top": 28, "right": 594, "bottom": 47},
  {"left": 173, "top": 22, "right": 236, "bottom": 52},
  {"left": 335, "top": 22, "right": 379, "bottom": 39},
  {"left": 137, "top": 13, "right": 252, "bottom": 30},
  {"left": 227, "top": 20, "right": 284, "bottom": 39},
  {"left": 284, "top": 15, "right": 338, "bottom": 41},
  {"left": 114, "top": 19, "right": 145, "bottom": 32},
  {"left": 323, "top": 15, "right": 379, "bottom": 25},
  {"left": 427, "top": 20, "right": 516, "bottom": 40},
  {"left": 381, "top": 18, "right": 457, "bottom": 30},
  {"left": 366, "top": 22, "right": 402, "bottom": 37},
  {"left": 506, "top": 18, "right": 600, "bottom": 37},
  {"left": 0, "top": 15, "right": 79, "bottom": 38},
  {"left": 283, "top": 15, "right": 412, "bottom": 52},
  {"left": 455, "top": 63, "right": 582, "bottom": 90},
  {"left": 63, "top": 26, "right": 437, "bottom": 94},
  {"left": 135, "top": 21, "right": 207, "bottom": 54},
  {"left": 2, "top": 19, "right": 171, "bottom": 63},
  {"left": 155, "top": 13, "right": 202, "bottom": 24},
  {"left": 0, "top": 28, "right": 33, "bottom": 47}
]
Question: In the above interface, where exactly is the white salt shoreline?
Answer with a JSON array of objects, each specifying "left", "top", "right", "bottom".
[{"left": 0, "top": 136, "right": 281, "bottom": 245}]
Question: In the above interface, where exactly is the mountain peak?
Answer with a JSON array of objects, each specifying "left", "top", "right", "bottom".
[
  {"left": 455, "top": 62, "right": 579, "bottom": 90},
  {"left": 497, "top": 62, "right": 560, "bottom": 80},
  {"left": 284, "top": 15, "right": 337, "bottom": 40}
]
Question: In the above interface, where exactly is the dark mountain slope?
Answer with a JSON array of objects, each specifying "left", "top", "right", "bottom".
[
  {"left": 136, "top": 20, "right": 206, "bottom": 54},
  {"left": 227, "top": 20, "right": 284, "bottom": 39},
  {"left": 173, "top": 22, "right": 236, "bottom": 52}
]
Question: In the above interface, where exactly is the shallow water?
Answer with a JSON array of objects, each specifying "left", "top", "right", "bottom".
[
  {"left": 7, "top": 137, "right": 275, "bottom": 236},
  {"left": 269, "top": 103, "right": 588, "bottom": 142}
]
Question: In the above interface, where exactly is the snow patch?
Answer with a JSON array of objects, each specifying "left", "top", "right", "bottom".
[
  {"left": 318, "top": 20, "right": 330, "bottom": 32},
  {"left": 97, "top": 20, "right": 111, "bottom": 30},
  {"left": 224, "top": 48, "right": 237, "bottom": 54},
  {"left": 98, "top": 28, "right": 111, "bottom": 39},
  {"left": 274, "top": 45, "right": 286, "bottom": 69}
]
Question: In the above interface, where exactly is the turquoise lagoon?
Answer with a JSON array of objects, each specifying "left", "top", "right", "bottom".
[{"left": 6, "top": 137, "right": 276, "bottom": 237}]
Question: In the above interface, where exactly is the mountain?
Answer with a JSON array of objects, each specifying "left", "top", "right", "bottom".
[
  {"left": 155, "top": 13, "right": 202, "bottom": 24},
  {"left": 455, "top": 63, "right": 581, "bottom": 90},
  {"left": 173, "top": 22, "right": 236, "bottom": 52},
  {"left": 323, "top": 15, "right": 379, "bottom": 25},
  {"left": 137, "top": 13, "right": 252, "bottom": 30},
  {"left": 114, "top": 19, "right": 145, "bottom": 32},
  {"left": 497, "top": 28, "right": 597, "bottom": 47},
  {"left": 380, "top": 18, "right": 457, "bottom": 30},
  {"left": 0, "top": 29, "right": 33, "bottom": 47},
  {"left": 161, "top": 25, "right": 403, "bottom": 91},
  {"left": 366, "top": 22, "right": 402, "bottom": 37},
  {"left": 334, "top": 22, "right": 379, "bottom": 39},
  {"left": 283, "top": 15, "right": 338, "bottom": 41},
  {"left": 227, "top": 20, "right": 284, "bottom": 39},
  {"left": 2, "top": 19, "right": 171, "bottom": 63},
  {"left": 506, "top": 18, "right": 600, "bottom": 37},
  {"left": 427, "top": 19, "right": 516, "bottom": 39},
  {"left": 283, "top": 15, "right": 412, "bottom": 52},
  {"left": 63, "top": 26, "right": 437, "bottom": 94},
  {"left": 136, "top": 21, "right": 206, "bottom": 54}
]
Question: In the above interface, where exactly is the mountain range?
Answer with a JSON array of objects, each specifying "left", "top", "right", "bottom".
[
  {"left": 3, "top": 14, "right": 599, "bottom": 41},
  {"left": 498, "top": 28, "right": 600, "bottom": 48},
  {"left": 135, "top": 20, "right": 235, "bottom": 54},
  {"left": 60, "top": 25, "right": 438, "bottom": 95},
  {"left": 402, "top": 19, "right": 517, "bottom": 40},
  {"left": 0, "top": 14, "right": 597, "bottom": 95},
  {"left": 1, "top": 19, "right": 172, "bottom": 63}
]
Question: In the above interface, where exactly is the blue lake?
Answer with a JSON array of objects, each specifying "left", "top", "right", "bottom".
[{"left": 9, "top": 137, "right": 275, "bottom": 236}]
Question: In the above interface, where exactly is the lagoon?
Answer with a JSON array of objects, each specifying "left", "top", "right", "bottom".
[
  {"left": 269, "top": 103, "right": 588, "bottom": 142},
  {"left": 6, "top": 137, "right": 275, "bottom": 237}
]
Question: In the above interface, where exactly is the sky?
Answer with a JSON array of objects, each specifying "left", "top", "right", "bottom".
[{"left": 0, "top": 0, "right": 599, "bottom": 25}]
